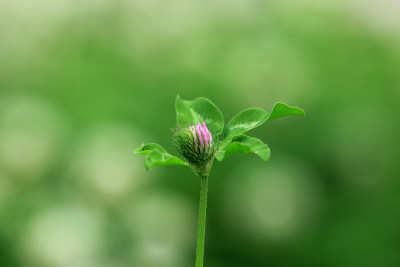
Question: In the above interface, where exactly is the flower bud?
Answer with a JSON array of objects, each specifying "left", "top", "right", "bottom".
[{"left": 172, "top": 122, "right": 215, "bottom": 165}]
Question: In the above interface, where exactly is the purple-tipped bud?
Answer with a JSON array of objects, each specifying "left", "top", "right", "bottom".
[
  {"left": 196, "top": 124, "right": 204, "bottom": 149},
  {"left": 202, "top": 122, "right": 212, "bottom": 146},
  {"left": 172, "top": 122, "right": 215, "bottom": 165}
]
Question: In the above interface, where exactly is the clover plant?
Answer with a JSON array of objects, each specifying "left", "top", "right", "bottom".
[{"left": 135, "top": 95, "right": 305, "bottom": 267}]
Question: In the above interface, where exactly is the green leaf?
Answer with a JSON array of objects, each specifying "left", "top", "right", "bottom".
[
  {"left": 267, "top": 102, "right": 305, "bottom": 121},
  {"left": 134, "top": 143, "right": 188, "bottom": 171},
  {"left": 220, "top": 103, "right": 305, "bottom": 147},
  {"left": 220, "top": 108, "right": 268, "bottom": 148},
  {"left": 175, "top": 95, "right": 224, "bottom": 137},
  {"left": 216, "top": 135, "right": 270, "bottom": 162}
]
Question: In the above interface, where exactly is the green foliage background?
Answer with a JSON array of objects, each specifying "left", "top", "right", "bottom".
[{"left": 1, "top": 1, "right": 400, "bottom": 267}]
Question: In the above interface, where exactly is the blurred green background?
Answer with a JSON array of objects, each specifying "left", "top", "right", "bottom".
[{"left": 1, "top": 1, "right": 400, "bottom": 267}]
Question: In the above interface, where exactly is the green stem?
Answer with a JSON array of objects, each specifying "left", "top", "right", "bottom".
[{"left": 195, "top": 175, "right": 208, "bottom": 267}]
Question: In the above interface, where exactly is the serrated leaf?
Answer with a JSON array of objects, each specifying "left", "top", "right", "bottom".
[
  {"left": 175, "top": 95, "right": 224, "bottom": 137},
  {"left": 134, "top": 143, "right": 188, "bottom": 170},
  {"left": 220, "top": 103, "right": 305, "bottom": 147},
  {"left": 216, "top": 135, "right": 270, "bottom": 162}
]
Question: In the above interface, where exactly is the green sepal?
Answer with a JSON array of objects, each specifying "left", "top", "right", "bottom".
[
  {"left": 134, "top": 143, "right": 188, "bottom": 171},
  {"left": 172, "top": 125, "right": 215, "bottom": 165},
  {"left": 216, "top": 135, "right": 270, "bottom": 162}
]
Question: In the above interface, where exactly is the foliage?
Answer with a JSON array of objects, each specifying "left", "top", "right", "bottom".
[{"left": 135, "top": 95, "right": 304, "bottom": 176}]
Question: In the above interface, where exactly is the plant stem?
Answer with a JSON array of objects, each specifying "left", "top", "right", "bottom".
[{"left": 195, "top": 175, "right": 208, "bottom": 267}]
